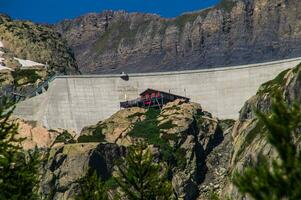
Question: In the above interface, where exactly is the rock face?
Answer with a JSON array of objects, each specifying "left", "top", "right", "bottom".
[
  {"left": 79, "top": 107, "right": 146, "bottom": 145},
  {"left": 11, "top": 118, "right": 76, "bottom": 150},
  {"left": 37, "top": 62, "right": 301, "bottom": 200},
  {"left": 78, "top": 99, "right": 234, "bottom": 199},
  {"left": 56, "top": 0, "right": 301, "bottom": 74},
  {"left": 0, "top": 14, "right": 79, "bottom": 99},
  {"left": 13, "top": 119, "right": 59, "bottom": 150},
  {"left": 221, "top": 63, "right": 301, "bottom": 199},
  {"left": 0, "top": 14, "right": 78, "bottom": 74},
  {"left": 40, "top": 143, "right": 126, "bottom": 200}
]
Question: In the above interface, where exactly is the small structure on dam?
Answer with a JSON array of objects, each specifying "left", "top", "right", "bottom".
[
  {"left": 120, "top": 88, "right": 190, "bottom": 109},
  {"left": 13, "top": 57, "right": 301, "bottom": 133}
]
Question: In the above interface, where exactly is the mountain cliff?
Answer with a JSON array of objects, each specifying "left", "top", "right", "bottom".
[
  {"left": 38, "top": 57, "right": 301, "bottom": 200},
  {"left": 0, "top": 14, "right": 78, "bottom": 74},
  {"left": 41, "top": 99, "right": 234, "bottom": 199},
  {"left": 55, "top": 0, "right": 301, "bottom": 74},
  {"left": 0, "top": 14, "right": 79, "bottom": 99}
]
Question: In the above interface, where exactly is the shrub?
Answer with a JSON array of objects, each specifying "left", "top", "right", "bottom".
[
  {"left": 115, "top": 143, "right": 174, "bottom": 199},
  {"left": 54, "top": 130, "right": 76, "bottom": 144},
  {"left": 0, "top": 98, "right": 40, "bottom": 199},
  {"left": 77, "top": 126, "right": 106, "bottom": 143},
  {"left": 233, "top": 93, "right": 301, "bottom": 200}
]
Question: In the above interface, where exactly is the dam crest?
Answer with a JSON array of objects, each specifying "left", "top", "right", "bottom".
[{"left": 14, "top": 57, "right": 301, "bottom": 133}]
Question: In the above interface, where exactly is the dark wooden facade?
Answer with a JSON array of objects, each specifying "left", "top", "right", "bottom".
[{"left": 120, "top": 88, "right": 189, "bottom": 109}]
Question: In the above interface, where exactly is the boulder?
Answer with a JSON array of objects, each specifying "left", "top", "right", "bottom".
[{"left": 40, "top": 143, "right": 126, "bottom": 200}]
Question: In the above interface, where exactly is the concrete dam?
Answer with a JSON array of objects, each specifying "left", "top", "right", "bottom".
[{"left": 14, "top": 57, "right": 301, "bottom": 133}]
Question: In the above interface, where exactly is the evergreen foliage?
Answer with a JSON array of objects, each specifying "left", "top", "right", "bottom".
[
  {"left": 0, "top": 98, "right": 40, "bottom": 200},
  {"left": 128, "top": 108, "right": 186, "bottom": 169},
  {"left": 232, "top": 93, "right": 301, "bottom": 200},
  {"left": 77, "top": 128, "right": 106, "bottom": 143},
  {"left": 114, "top": 143, "right": 174, "bottom": 200},
  {"left": 54, "top": 130, "right": 76, "bottom": 144},
  {"left": 77, "top": 171, "right": 109, "bottom": 200}
]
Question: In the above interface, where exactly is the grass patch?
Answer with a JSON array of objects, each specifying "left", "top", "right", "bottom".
[
  {"left": 157, "top": 120, "right": 177, "bottom": 130},
  {"left": 104, "top": 177, "right": 119, "bottom": 189},
  {"left": 128, "top": 108, "right": 161, "bottom": 144},
  {"left": 128, "top": 108, "right": 186, "bottom": 169},
  {"left": 54, "top": 130, "right": 76, "bottom": 144},
  {"left": 257, "top": 68, "right": 290, "bottom": 95},
  {"left": 77, "top": 126, "right": 106, "bottom": 143},
  {"left": 235, "top": 120, "right": 265, "bottom": 163},
  {"left": 12, "top": 69, "right": 42, "bottom": 86}
]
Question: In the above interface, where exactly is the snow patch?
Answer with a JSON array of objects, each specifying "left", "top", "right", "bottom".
[
  {"left": 0, "top": 41, "right": 44, "bottom": 71},
  {"left": 14, "top": 58, "right": 45, "bottom": 68},
  {"left": 0, "top": 65, "right": 12, "bottom": 71},
  {"left": 0, "top": 40, "right": 12, "bottom": 71}
]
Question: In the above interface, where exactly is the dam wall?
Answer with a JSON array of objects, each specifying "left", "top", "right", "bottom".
[{"left": 14, "top": 57, "right": 301, "bottom": 133}]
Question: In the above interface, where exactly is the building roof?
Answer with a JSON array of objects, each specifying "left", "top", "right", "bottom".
[{"left": 139, "top": 88, "right": 189, "bottom": 100}]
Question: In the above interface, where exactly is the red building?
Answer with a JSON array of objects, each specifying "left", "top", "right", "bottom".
[{"left": 120, "top": 88, "right": 189, "bottom": 109}]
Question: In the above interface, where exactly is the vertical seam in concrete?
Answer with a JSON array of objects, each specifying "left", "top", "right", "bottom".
[{"left": 66, "top": 78, "right": 76, "bottom": 131}]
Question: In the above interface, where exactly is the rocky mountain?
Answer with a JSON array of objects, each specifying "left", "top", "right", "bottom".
[
  {"left": 55, "top": 0, "right": 301, "bottom": 74},
  {"left": 41, "top": 99, "right": 234, "bottom": 199},
  {"left": 36, "top": 59, "right": 301, "bottom": 199},
  {"left": 223, "top": 62, "right": 301, "bottom": 199},
  {"left": 0, "top": 14, "right": 79, "bottom": 99},
  {"left": 0, "top": 14, "right": 78, "bottom": 74}
]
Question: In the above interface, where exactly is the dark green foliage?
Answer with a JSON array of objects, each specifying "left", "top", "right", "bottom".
[
  {"left": 232, "top": 93, "right": 301, "bottom": 200},
  {"left": 104, "top": 177, "right": 119, "bottom": 189},
  {"left": 208, "top": 190, "right": 220, "bottom": 200},
  {"left": 54, "top": 130, "right": 76, "bottom": 144},
  {"left": 128, "top": 108, "right": 161, "bottom": 144},
  {"left": 115, "top": 143, "right": 173, "bottom": 200},
  {"left": 12, "top": 69, "right": 42, "bottom": 86},
  {"left": 258, "top": 68, "right": 290, "bottom": 94},
  {"left": 234, "top": 119, "right": 265, "bottom": 163},
  {"left": 77, "top": 126, "right": 106, "bottom": 143},
  {"left": 0, "top": 98, "right": 40, "bottom": 200},
  {"left": 128, "top": 109, "right": 185, "bottom": 168},
  {"left": 77, "top": 171, "right": 109, "bottom": 200}
]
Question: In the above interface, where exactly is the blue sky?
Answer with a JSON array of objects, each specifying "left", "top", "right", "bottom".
[{"left": 0, "top": 0, "right": 219, "bottom": 23}]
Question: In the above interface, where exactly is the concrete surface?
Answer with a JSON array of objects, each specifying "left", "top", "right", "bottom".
[{"left": 13, "top": 57, "right": 301, "bottom": 133}]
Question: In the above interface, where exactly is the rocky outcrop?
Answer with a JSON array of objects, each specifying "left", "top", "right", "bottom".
[
  {"left": 0, "top": 14, "right": 78, "bottom": 74},
  {"left": 40, "top": 143, "right": 126, "bottom": 200},
  {"left": 77, "top": 99, "right": 234, "bottom": 199},
  {"left": 56, "top": 0, "right": 301, "bottom": 74},
  {"left": 79, "top": 107, "right": 146, "bottom": 145},
  {"left": 36, "top": 61, "right": 301, "bottom": 200},
  {"left": 13, "top": 118, "right": 60, "bottom": 150},
  {"left": 38, "top": 62, "right": 301, "bottom": 199},
  {"left": 11, "top": 118, "right": 76, "bottom": 150},
  {"left": 221, "top": 63, "right": 301, "bottom": 199},
  {"left": 0, "top": 14, "right": 79, "bottom": 99}
]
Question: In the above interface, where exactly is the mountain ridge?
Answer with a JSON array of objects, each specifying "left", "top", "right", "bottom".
[{"left": 54, "top": 0, "right": 301, "bottom": 74}]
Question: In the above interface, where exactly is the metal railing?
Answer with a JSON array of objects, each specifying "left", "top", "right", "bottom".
[
  {"left": 27, "top": 73, "right": 57, "bottom": 98},
  {"left": 10, "top": 73, "right": 57, "bottom": 102}
]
